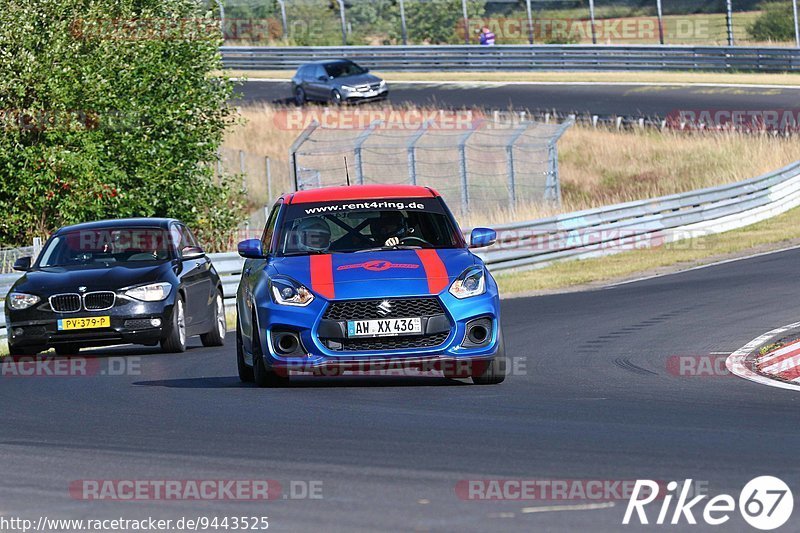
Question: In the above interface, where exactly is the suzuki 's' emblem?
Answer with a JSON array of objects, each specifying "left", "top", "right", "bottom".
[
  {"left": 377, "top": 300, "right": 393, "bottom": 317},
  {"left": 78, "top": 286, "right": 87, "bottom": 293}
]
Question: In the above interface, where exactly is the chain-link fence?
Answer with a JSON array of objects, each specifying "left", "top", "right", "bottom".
[
  {"left": 288, "top": 114, "right": 572, "bottom": 216},
  {"left": 214, "top": 0, "right": 799, "bottom": 47}
]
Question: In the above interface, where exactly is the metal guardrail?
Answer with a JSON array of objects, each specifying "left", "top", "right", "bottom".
[
  {"left": 2, "top": 159, "right": 799, "bottom": 340},
  {"left": 221, "top": 45, "right": 800, "bottom": 73},
  {"left": 479, "top": 160, "right": 800, "bottom": 271}
]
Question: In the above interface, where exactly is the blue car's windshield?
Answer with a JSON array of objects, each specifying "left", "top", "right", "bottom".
[
  {"left": 38, "top": 227, "right": 175, "bottom": 267},
  {"left": 277, "top": 198, "right": 462, "bottom": 256}
]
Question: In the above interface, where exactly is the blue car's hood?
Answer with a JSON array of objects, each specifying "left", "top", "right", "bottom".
[{"left": 271, "top": 248, "right": 476, "bottom": 299}]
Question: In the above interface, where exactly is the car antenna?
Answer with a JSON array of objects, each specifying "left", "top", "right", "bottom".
[{"left": 344, "top": 156, "right": 352, "bottom": 186}]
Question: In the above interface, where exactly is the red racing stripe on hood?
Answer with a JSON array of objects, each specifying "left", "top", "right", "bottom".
[
  {"left": 414, "top": 249, "right": 449, "bottom": 294},
  {"left": 309, "top": 254, "right": 335, "bottom": 299}
]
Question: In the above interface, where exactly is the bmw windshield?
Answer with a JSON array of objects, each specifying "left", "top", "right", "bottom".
[
  {"left": 276, "top": 198, "right": 463, "bottom": 255},
  {"left": 37, "top": 228, "right": 175, "bottom": 268}
]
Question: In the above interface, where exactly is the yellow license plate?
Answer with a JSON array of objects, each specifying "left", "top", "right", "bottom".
[{"left": 57, "top": 316, "right": 111, "bottom": 331}]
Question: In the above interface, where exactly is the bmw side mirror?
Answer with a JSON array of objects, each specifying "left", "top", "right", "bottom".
[
  {"left": 238, "top": 239, "right": 264, "bottom": 259},
  {"left": 181, "top": 246, "right": 205, "bottom": 260},
  {"left": 318, "top": 75, "right": 328, "bottom": 81},
  {"left": 469, "top": 228, "right": 497, "bottom": 248},
  {"left": 13, "top": 256, "right": 31, "bottom": 271}
]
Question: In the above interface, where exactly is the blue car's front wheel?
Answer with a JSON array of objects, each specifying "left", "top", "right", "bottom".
[
  {"left": 251, "top": 315, "right": 290, "bottom": 388},
  {"left": 236, "top": 322, "right": 254, "bottom": 383},
  {"left": 471, "top": 328, "right": 507, "bottom": 385}
]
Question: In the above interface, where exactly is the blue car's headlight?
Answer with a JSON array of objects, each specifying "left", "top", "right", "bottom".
[
  {"left": 270, "top": 277, "right": 315, "bottom": 307},
  {"left": 449, "top": 267, "right": 486, "bottom": 299}
]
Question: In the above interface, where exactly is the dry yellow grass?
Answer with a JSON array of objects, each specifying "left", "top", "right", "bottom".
[
  {"left": 223, "top": 104, "right": 798, "bottom": 228},
  {"left": 225, "top": 70, "right": 800, "bottom": 87}
]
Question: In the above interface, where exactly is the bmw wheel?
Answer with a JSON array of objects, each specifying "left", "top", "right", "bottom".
[
  {"left": 161, "top": 295, "right": 187, "bottom": 353},
  {"left": 330, "top": 89, "right": 343, "bottom": 106}
]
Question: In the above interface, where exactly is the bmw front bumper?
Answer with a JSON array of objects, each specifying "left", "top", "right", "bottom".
[{"left": 6, "top": 297, "right": 176, "bottom": 352}]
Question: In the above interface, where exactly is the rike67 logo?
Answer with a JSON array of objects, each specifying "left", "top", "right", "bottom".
[{"left": 623, "top": 477, "right": 793, "bottom": 530}]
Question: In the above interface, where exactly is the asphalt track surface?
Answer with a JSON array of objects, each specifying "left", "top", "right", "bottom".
[
  {"left": 236, "top": 79, "right": 800, "bottom": 117},
  {"left": 4, "top": 247, "right": 800, "bottom": 532}
]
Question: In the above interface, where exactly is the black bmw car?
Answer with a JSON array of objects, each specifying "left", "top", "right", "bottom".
[{"left": 5, "top": 218, "right": 226, "bottom": 355}]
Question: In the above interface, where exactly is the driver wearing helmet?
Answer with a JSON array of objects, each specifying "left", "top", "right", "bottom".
[
  {"left": 370, "top": 211, "right": 407, "bottom": 247},
  {"left": 295, "top": 217, "right": 331, "bottom": 252}
]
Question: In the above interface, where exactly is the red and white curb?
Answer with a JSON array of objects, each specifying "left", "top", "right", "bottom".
[{"left": 726, "top": 321, "right": 800, "bottom": 392}]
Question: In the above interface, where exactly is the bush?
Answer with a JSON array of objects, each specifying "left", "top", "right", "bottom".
[
  {"left": 0, "top": 0, "right": 244, "bottom": 250},
  {"left": 748, "top": 1, "right": 796, "bottom": 41}
]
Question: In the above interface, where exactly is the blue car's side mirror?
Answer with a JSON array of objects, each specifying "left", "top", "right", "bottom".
[
  {"left": 469, "top": 228, "right": 497, "bottom": 248},
  {"left": 238, "top": 239, "right": 265, "bottom": 259}
]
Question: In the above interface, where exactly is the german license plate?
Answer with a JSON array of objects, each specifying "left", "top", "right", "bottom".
[
  {"left": 347, "top": 318, "right": 422, "bottom": 337},
  {"left": 57, "top": 316, "right": 110, "bottom": 331}
]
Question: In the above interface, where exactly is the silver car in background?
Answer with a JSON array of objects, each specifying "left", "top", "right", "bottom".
[{"left": 291, "top": 59, "right": 388, "bottom": 105}]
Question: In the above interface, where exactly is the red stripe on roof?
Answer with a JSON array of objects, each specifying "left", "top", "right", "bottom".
[
  {"left": 415, "top": 249, "right": 450, "bottom": 295},
  {"left": 289, "top": 185, "right": 438, "bottom": 204},
  {"left": 309, "top": 254, "right": 335, "bottom": 299}
]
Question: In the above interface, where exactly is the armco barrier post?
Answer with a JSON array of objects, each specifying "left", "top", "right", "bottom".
[
  {"left": 289, "top": 120, "right": 319, "bottom": 191},
  {"left": 506, "top": 122, "right": 530, "bottom": 212},
  {"left": 458, "top": 121, "right": 481, "bottom": 215},
  {"left": 794, "top": 0, "right": 800, "bottom": 48},
  {"left": 407, "top": 120, "right": 431, "bottom": 186},
  {"left": 354, "top": 120, "right": 382, "bottom": 185},
  {"left": 266, "top": 156, "right": 273, "bottom": 202}
]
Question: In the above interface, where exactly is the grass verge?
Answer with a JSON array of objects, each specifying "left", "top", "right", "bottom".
[
  {"left": 496, "top": 205, "right": 800, "bottom": 295},
  {"left": 226, "top": 70, "right": 800, "bottom": 87}
]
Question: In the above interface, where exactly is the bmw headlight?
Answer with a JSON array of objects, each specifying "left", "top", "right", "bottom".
[
  {"left": 449, "top": 267, "right": 486, "bottom": 299},
  {"left": 7, "top": 292, "right": 40, "bottom": 310},
  {"left": 124, "top": 282, "right": 172, "bottom": 302},
  {"left": 270, "top": 277, "right": 315, "bottom": 307},
  {"left": 341, "top": 85, "right": 355, "bottom": 91},
  {"left": 379, "top": 80, "right": 387, "bottom": 88}
]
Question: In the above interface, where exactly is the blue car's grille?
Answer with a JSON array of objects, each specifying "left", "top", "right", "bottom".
[{"left": 323, "top": 297, "right": 444, "bottom": 321}]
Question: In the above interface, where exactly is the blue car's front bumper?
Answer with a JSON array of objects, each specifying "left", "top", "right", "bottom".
[{"left": 253, "top": 288, "right": 501, "bottom": 373}]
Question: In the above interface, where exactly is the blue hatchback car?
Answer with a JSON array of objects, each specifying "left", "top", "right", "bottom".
[{"left": 235, "top": 184, "right": 505, "bottom": 387}]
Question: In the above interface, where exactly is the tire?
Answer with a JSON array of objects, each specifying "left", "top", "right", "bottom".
[
  {"left": 54, "top": 344, "right": 80, "bottom": 356},
  {"left": 471, "top": 328, "right": 507, "bottom": 385},
  {"left": 294, "top": 86, "right": 306, "bottom": 106},
  {"left": 161, "top": 294, "right": 187, "bottom": 353},
  {"left": 236, "top": 321, "right": 254, "bottom": 383},
  {"left": 251, "top": 316, "right": 289, "bottom": 388},
  {"left": 200, "top": 291, "right": 227, "bottom": 347},
  {"left": 330, "top": 89, "right": 343, "bottom": 106}
]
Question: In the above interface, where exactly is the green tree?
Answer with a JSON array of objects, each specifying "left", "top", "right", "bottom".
[
  {"left": 748, "top": 1, "right": 796, "bottom": 42},
  {"left": 0, "top": 0, "right": 243, "bottom": 250},
  {"left": 405, "top": 0, "right": 486, "bottom": 44}
]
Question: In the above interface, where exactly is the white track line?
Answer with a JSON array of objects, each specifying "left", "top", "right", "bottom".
[
  {"left": 521, "top": 502, "right": 615, "bottom": 513},
  {"left": 235, "top": 78, "right": 800, "bottom": 90},
  {"left": 726, "top": 321, "right": 800, "bottom": 392}
]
